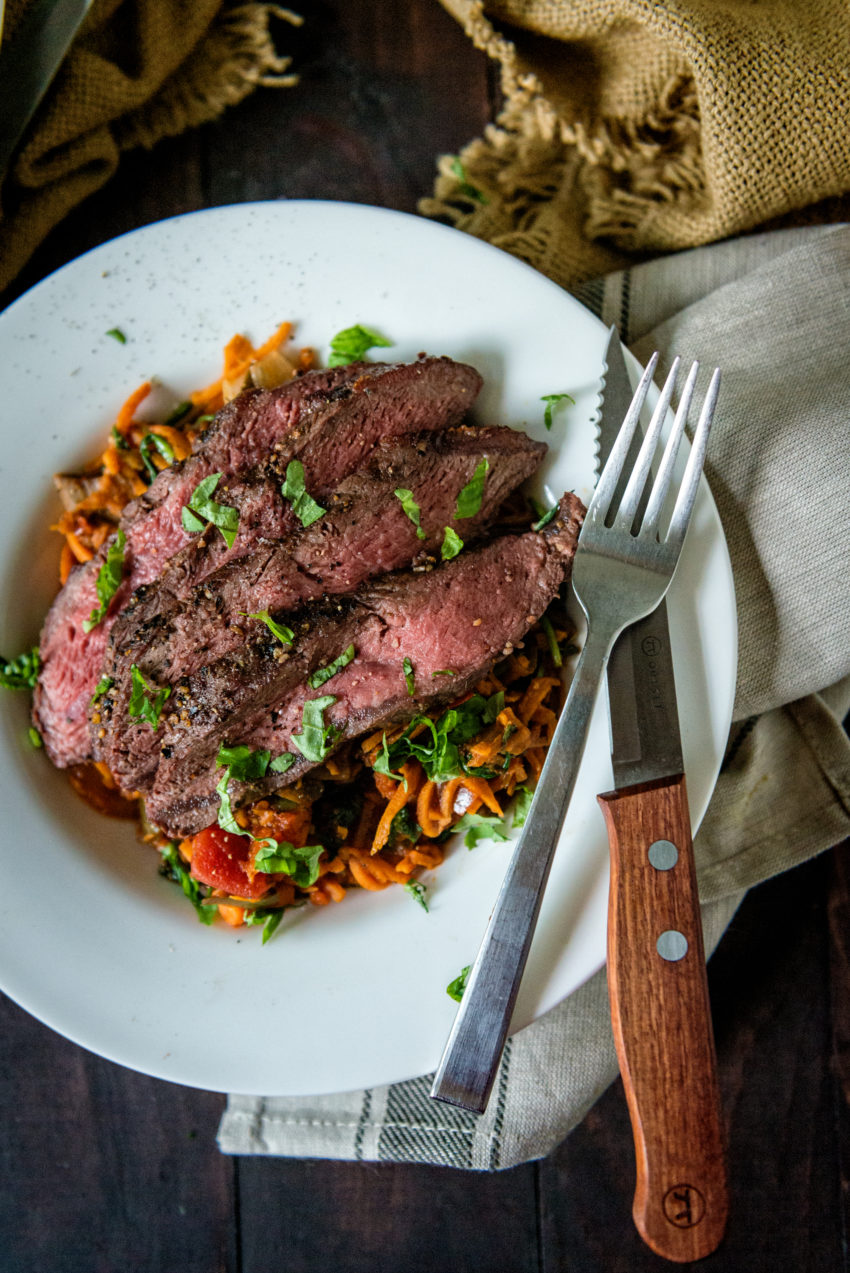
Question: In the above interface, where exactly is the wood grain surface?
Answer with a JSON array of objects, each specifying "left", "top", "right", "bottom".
[{"left": 1, "top": 3, "right": 848, "bottom": 1270}]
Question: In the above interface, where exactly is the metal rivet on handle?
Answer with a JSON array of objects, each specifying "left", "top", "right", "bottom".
[
  {"left": 656, "top": 930, "right": 688, "bottom": 962},
  {"left": 648, "top": 839, "right": 679, "bottom": 870}
]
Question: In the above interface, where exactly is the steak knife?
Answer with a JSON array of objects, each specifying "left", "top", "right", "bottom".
[
  {"left": 597, "top": 329, "right": 728, "bottom": 1262},
  {"left": 0, "top": 0, "right": 93, "bottom": 185}
]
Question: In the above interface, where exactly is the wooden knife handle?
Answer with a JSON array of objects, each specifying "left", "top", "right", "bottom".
[{"left": 598, "top": 773, "right": 728, "bottom": 1263}]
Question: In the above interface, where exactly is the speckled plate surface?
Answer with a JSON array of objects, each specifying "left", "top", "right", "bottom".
[{"left": 0, "top": 202, "right": 736, "bottom": 1094}]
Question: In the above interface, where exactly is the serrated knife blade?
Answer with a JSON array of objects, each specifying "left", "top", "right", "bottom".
[{"left": 596, "top": 327, "right": 728, "bottom": 1262}]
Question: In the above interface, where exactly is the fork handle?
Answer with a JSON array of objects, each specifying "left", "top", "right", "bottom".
[{"left": 598, "top": 773, "right": 728, "bottom": 1263}]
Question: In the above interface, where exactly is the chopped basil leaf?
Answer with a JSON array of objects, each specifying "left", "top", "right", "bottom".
[
  {"left": 394, "top": 487, "right": 427, "bottom": 540},
  {"left": 291, "top": 695, "right": 340, "bottom": 764},
  {"left": 182, "top": 473, "right": 240, "bottom": 548},
  {"left": 139, "top": 432, "right": 176, "bottom": 483},
  {"left": 452, "top": 810, "right": 510, "bottom": 849},
  {"left": 90, "top": 674, "right": 114, "bottom": 705},
  {"left": 512, "top": 786, "right": 534, "bottom": 830},
  {"left": 328, "top": 324, "right": 392, "bottom": 367},
  {"left": 242, "top": 610, "right": 294, "bottom": 646},
  {"left": 449, "top": 157, "right": 488, "bottom": 204},
  {"left": 105, "top": 327, "right": 126, "bottom": 344},
  {"left": 28, "top": 726, "right": 42, "bottom": 749},
  {"left": 403, "top": 656, "right": 415, "bottom": 697},
  {"left": 540, "top": 392, "right": 575, "bottom": 431},
  {"left": 260, "top": 909, "right": 285, "bottom": 944},
  {"left": 446, "top": 964, "right": 472, "bottom": 1001},
  {"left": 404, "top": 880, "right": 429, "bottom": 912},
  {"left": 390, "top": 805, "right": 420, "bottom": 844},
  {"left": 252, "top": 841, "right": 324, "bottom": 888},
  {"left": 196, "top": 413, "right": 215, "bottom": 424},
  {"left": 159, "top": 842, "right": 215, "bottom": 925},
  {"left": 431, "top": 669, "right": 455, "bottom": 678},
  {"left": 281, "top": 460, "right": 326, "bottom": 528},
  {"left": 532, "top": 504, "right": 559, "bottom": 532},
  {"left": 83, "top": 530, "right": 126, "bottom": 633},
  {"left": 440, "top": 526, "right": 464, "bottom": 560},
  {"left": 128, "top": 664, "right": 171, "bottom": 729},
  {"left": 308, "top": 644, "right": 355, "bottom": 690},
  {"left": 0, "top": 647, "right": 40, "bottom": 691},
  {"left": 216, "top": 743, "right": 272, "bottom": 783},
  {"left": 377, "top": 690, "right": 505, "bottom": 784},
  {"left": 164, "top": 400, "right": 192, "bottom": 426},
  {"left": 455, "top": 457, "right": 489, "bottom": 519},
  {"left": 540, "top": 615, "right": 563, "bottom": 668},
  {"left": 111, "top": 425, "right": 129, "bottom": 450},
  {"left": 269, "top": 752, "right": 296, "bottom": 774}
]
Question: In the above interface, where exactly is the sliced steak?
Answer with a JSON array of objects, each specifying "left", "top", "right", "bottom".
[
  {"left": 95, "top": 425, "right": 547, "bottom": 786},
  {"left": 138, "top": 495, "right": 585, "bottom": 838},
  {"left": 34, "top": 357, "right": 483, "bottom": 767}
]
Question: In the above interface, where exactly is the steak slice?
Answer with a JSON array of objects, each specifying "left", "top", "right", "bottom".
[
  {"left": 95, "top": 425, "right": 547, "bottom": 786},
  {"left": 139, "top": 494, "right": 585, "bottom": 839},
  {"left": 34, "top": 357, "right": 483, "bottom": 767}
]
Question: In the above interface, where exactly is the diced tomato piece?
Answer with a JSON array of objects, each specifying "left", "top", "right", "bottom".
[{"left": 187, "top": 825, "right": 270, "bottom": 899}]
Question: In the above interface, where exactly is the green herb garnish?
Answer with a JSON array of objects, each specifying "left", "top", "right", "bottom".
[
  {"left": 164, "top": 400, "right": 192, "bottom": 426},
  {"left": 440, "top": 526, "right": 464, "bottom": 561},
  {"left": 449, "top": 158, "right": 488, "bottom": 205},
  {"left": 242, "top": 610, "right": 294, "bottom": 645},
  {"left": 452, "top": 810, "right": 510, "bottom": 849},
  {"left": 308, "top": 644, "right": 355, "bottom": 690},
  {"left": 281, "top": 460, "right": 326, "bottom": 528},
  {"left": 128, "top": 664, "right": 171, "bottom": 729},
  {"left": 28, "top": 726, "right": 43, "bottom": 749},
  {"left": 431, "top": 669, "right": 455, "bottom": 678},
  {"left": 269, "top": 752, "right": 296, "bottom": 774},
  {"left": 512, "top": 786, "right": 534, "bottom": 830},
  {"left": 540, "top": 615, "right": 563, "bottom": 668},
  {"left": 83, "top": 530, "right": 126, "bottom": 633},
  {"left": 291, "top": 695, "right": 340, "bottom": 764},
  {"left": 532, "top": 504, "right": 559, "bottom": 532},
  {"left": 455, "top": 457, "right": 489, "bottom": 519},
  {"left": 252, "top": 841, "right": 325, "bottom": 888},
  {"left": 540, "top": 392, "right": 574, "bottom": 431},
  {"left": 159, "top": 843, "right": 215, "bottom": 925},
  {"left": 0, "top": 647, "right": 40, "bottom": 691},
  {"left": 111, "top": 425, "right": 129, "bottom": 451},
  {"left": 90, "top": 674, "right": 114, "bottom": 705},
  {"left": 375, "top": 690, "right": 505, "bottom": 785},
  {"left": 106, "top": 327, "right": 126, "bottom": 344},
  {"left": 403, "top": 656, "right": 415, "bottom": 697},
  {"left": 139, "top": 432, "right": 176, "bottom": 483},
  {"left": 328, "top": 324, "right": 392, "bottom": 367},
  {"left": 181, "top": 473, "right": 240, "bottom": 548},
  {"left": 447, "top": 964, "right": 472, "bottom": 1002},
  {"left": 394, "top": 487, "right": 427, "bottom": 540},
  {"left": 404, "top": 880, "right": 429, "bottom": 912}
]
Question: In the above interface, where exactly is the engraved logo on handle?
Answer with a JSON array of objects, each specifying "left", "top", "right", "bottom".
[{"left": 662, "top": 1184, "right": 706, "bottom": 1228}]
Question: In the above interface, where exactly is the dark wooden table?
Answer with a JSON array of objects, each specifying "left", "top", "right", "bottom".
[{"left": 2, "top": 4, "right": 849, "bottom": 1269}]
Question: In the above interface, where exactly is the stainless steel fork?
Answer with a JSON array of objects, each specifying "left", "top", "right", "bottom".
[{"left": 431, "top": 353, "right": 720, "bottom": 1113}]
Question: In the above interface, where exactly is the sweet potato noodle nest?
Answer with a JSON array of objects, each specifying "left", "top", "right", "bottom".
[{"left": 43, "top": 325, "right": 574, "bottom": 943}]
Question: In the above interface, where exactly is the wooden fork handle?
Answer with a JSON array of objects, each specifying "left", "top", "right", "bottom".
[{"left": 598, "top": 773, "right": 728, "bottom": 1263}]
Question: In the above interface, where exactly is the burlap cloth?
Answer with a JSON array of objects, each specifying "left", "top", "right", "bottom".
[
  {"left": 0, "top": 0, "right": 301, "bottom": 293},
  {"left": 1, "top": 0, "right": 849, "bottom": 1169}
]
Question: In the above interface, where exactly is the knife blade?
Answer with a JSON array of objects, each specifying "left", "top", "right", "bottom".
[
  {"left": 596, "top": 329, "right": 728, "bottom": 1262},
  {"left": 0, "top": 0, "right": 93, "bottom": 185}
]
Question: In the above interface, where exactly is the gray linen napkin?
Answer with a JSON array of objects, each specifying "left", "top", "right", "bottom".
[{"left": 218, "top": 224, "right": 850, "bottom": 1168}]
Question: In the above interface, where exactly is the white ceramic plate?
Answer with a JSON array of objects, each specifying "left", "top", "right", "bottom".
[{"left": 0, "top": 202, "right": 736, "bottom": 1095}]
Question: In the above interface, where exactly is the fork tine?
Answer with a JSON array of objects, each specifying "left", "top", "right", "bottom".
[
  {"left": 640, "top": 360, "right": 700, "bottom": 537},
  {"left": 664, "top": 367, "right": 720, "bottom": 547},
  {"left": 592, "top": 351, "right": 658, "bottom": 522},
  {"left": 613, "top": 357, "right": 680, "bottom": 531}
]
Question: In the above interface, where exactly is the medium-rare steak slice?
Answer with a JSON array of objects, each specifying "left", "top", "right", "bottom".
[
  {"left": 139, "top": 495, "right": 585, "bottom": 839},
  {"left": 35, "top": 357, "right": 483, "bottom": 767},
  {"left": 94, "top": 425, "right": 547, "bottom": 786}
]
